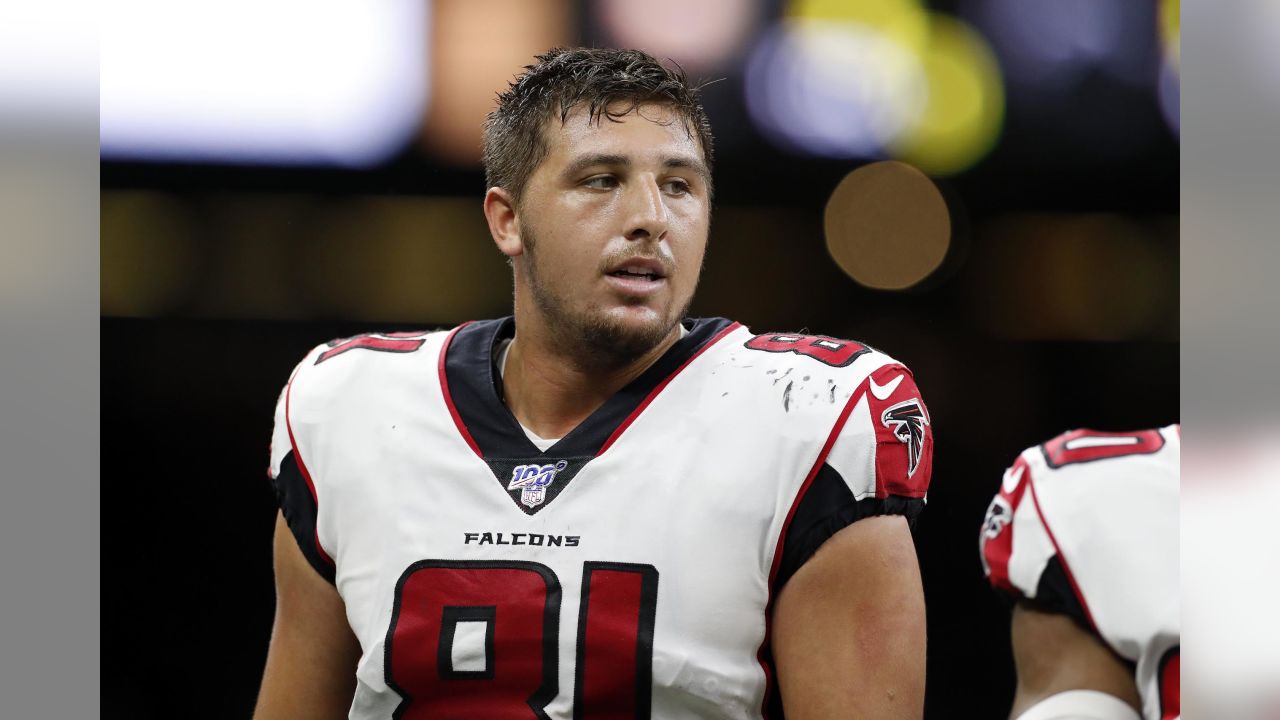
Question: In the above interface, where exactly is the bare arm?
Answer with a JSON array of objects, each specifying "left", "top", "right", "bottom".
[
  {"left": 254, "top": 512, "right": 361, "bottom": 720},
  {"left": 1007, "top": 604, "right": 1141, "bottom": 718},
  {"left": 772, "top": 514, "right": 926, "bottom": 719}
]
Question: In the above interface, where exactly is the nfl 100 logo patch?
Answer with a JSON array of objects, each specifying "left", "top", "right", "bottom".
[{"left": 507, "top": 460, "right": 569, "bottom": 508}]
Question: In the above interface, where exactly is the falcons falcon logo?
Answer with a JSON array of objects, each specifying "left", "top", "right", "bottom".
[{"left": 881, "top": 398, "right": 930, "bottom": 477}]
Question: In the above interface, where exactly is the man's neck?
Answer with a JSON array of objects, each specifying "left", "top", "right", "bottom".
[{"left": 501, "top": 320, "right": 682, "bottom": 441}]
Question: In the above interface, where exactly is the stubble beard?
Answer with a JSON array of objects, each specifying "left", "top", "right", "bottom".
[{"left": 522, "top": 229, "right": 695, "bottom": 372}]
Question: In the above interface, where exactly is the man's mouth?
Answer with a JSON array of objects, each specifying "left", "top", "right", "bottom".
[
  {"left": 604, "top": 258, "right": 668, "bottom": 282},
  {"left": 608, "top": 268, "right": 662, "bottom": 281}
]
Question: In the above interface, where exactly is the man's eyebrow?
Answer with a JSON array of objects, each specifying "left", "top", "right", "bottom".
[
  {"left": 661, "top": 155, "right": 711, "bottom": 182},
  {"left": 561, "top": 153, "right": 710, "bottom": 183},
  {"left": 562, "top": 153, "right": 629, "bottom": 179}
]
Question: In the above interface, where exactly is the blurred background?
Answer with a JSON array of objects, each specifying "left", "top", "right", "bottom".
[{"left": 99, "top": 0, "right": 1180, "bottom": 717}]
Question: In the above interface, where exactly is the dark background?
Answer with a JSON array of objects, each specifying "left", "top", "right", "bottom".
[{"left": 101, "top": 1, "right": 1177, "bottom": 717}]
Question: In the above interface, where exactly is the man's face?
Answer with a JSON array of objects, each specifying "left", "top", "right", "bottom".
[{"left": 513, "top": 102, "right": 711, "bottom": 364}]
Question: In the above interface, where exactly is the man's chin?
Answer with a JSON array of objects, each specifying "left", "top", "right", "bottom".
[
  {"left": 578, "top": 307, "right": 679, "bottom": 366},
  {"left": 603, "top": 304, "right": 669, "bottom": 331}
]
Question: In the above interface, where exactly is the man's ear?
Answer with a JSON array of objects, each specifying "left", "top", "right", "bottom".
[{"left": 484, "top": 187, "right": 523, "bottom": 259}]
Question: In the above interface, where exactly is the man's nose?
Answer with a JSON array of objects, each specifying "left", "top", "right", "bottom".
[{"left": 624, "top": 177, "right": 669, "bottom": 242}]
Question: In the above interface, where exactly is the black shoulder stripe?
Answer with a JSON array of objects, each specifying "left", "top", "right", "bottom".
[
  {"left": 270, "top": 451, "right": 336, "bottom": 585},
  {"left": 775, "top": 462, "right": 925, "bottom": 592},
  {"left": 1028, "top": 555, "right": 1092, "bottom": 635}
]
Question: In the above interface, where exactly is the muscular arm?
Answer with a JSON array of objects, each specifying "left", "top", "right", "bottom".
[
  {"left": 254, "top": 512, "right": 361, "bottom": 720},
  {"left": 1007, "top": 605, "right": 1142, "bottom": 719},
  {"left": 772, "top": 514, "right": 926, "bottom": 719}
]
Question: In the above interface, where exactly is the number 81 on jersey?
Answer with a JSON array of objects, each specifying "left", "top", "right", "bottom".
[{"left": 385, "top": 560, "right": 658, "bottom": 719}]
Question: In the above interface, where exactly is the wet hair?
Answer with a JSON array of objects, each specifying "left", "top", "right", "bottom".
[{"left": 483, "top": 47, "right": 715, "bottom": 202}]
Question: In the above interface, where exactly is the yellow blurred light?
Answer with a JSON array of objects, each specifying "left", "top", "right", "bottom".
[
  {"left": 789, "top": 0, "right": 929, "bottom": 51},
  {"left": 421, "top": 0, "right": 573, "bottom": 167},
  {"left": 890, "top": 14, "right": 1004, "bottom": 176},
  {"left": 969, "top": 214, "right": 1177, "bottom": 341},
  {"left": 101, "top": 192, "right": 198, "bottom": 317},
  {"left": 303, "top": 197, "right": 511, "bottom": 322},
  {"left": 1160, "top": 0, "right": 1180, "bottom": 70},
  {"left": 823, "top": 160, "right": 950, "bottom": 291},
  {"left": 196, "top": 195, "right": 323, "bottom": 318}
]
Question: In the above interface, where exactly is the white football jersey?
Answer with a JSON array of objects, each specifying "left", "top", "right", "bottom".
[
  {"left": 980, "top": 426, "right": 1180, "bottom": 720},
  {"left": 268, "top": 317, "right": 933, "bottom": 719}
]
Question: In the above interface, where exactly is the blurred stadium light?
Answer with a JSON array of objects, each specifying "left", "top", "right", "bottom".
[
  {"left": 957, "top": 0, "right": 1167, "bottom": 161},
  {"left": 421, "top": 0, "right": 573, "bottom": 166},
  {"left": 1158, "top": 62, "right": 1179, "bottom": 136},
  {"left": 791, "top": 0, "right": 930, "bottom": 50},
  {"left": 100, "top": 191, "right": 512, "bottom": 323},
  {"left": 300, "top": 196, "right": 510, "bottom": 321},
  {"left": 744, "top": 1, "right": 1002, "bottom": 175},
  {"left": 593, "top": 0, "right": 761, "bottom": 75},
  {"left": 960, "top": 0, "right": 1153, "bottom": 90},
  {"left": 824, "top": 161, "right": 950, "bottom": 290},
  {"left": 1158, "top": 0, "right": 1180, "bottom": 135},
  {"left": 100, "top": 192, "right": 200, "bottom": 317},
  {"left": 745, "top": 19, "right": 926, "bottom": 159},
  {"left": 889, "top": 13, "right": 1004, "bottom": 175},
  {"left": 1160, "top": 0, "right": 1180, "bottom": 70},
  {"left": 100, "top": 0, "right": 428, "bottom": 167},
  {"left": 966, "top": 214, "right": 1177, "bottom": 341}
]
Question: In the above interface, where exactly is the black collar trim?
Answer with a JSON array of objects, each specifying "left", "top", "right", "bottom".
[{"left": 440, "top": 316, "right": 738, "bottom": 461}]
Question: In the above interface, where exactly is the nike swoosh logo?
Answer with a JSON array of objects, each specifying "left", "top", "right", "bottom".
[{"left": 869, "top": 374, "right": 904, "bottom": 401}]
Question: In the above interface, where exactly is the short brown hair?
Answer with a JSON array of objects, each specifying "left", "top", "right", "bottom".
[{"left": 483, "top": 47, "right": 715, "bottom": 202}]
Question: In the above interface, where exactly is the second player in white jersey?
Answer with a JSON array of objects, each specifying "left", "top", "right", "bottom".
[
  {"left": 269, "top": 318, "right": 933, "bottom": 719},
  {"left": 980, "top": 426, "right": 1180, "bottom": 720}
]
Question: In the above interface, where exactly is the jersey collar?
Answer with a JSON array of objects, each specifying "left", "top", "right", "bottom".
[{"left": 442, "top": 315, "right": 737, "bottom": 461}]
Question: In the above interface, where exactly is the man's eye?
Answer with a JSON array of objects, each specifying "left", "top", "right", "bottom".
[
  {"left": 662, "top": 179, "right": 691, "bottom": 196},
  {"left": 583, "top": 176, "right": 617, "bottom": 189}
]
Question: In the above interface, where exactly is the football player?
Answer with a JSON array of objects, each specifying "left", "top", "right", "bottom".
[
  {"left": 254, "top": 48, "right": 934, "bottom": 719},
  {"left": 979, "top": 427, "right": 1180, "bottom": 719}
]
